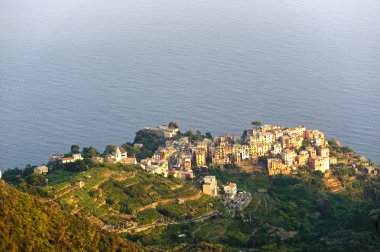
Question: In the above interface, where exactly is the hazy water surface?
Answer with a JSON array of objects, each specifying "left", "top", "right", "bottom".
[{"left": 1, "top": 0, "right": 380, "bottom": 169}]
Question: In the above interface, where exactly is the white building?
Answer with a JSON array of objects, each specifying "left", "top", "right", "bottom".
[
  {"left": 145, "top": 162, "right": 169, "bottom": 177},
  {"left": 62, "top": 153, "right": 83, "bottom": 164},
  {"left": 203, "top": 176, "right": 218, "bottom": 196},
  {"left": 272, "top": 142, "right": 282, "bottom": 155},
  {"left": 281, "top": 149, "right": 297, "bottom": 166},
  {"left": 34, "top": 165, "right": 49, "bottom": 175},
  {"left": 310, "top": 157, "right": 330, "bottom": 173},
  {"left": 104, "top": 147, "right": 130, "bottom": 163},
  {"left": 72, "top": 153, "right": 83, "bottom": 161},
  {"left": 143, "top": 126, "right": 179, "bottom": 138},
  {"left": 224, "top": 183, "right": 237, "bottom": 198}
]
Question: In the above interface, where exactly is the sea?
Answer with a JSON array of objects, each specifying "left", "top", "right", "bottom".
[{"left": 1, "top": 0, "right": 379, "bottom": 170}]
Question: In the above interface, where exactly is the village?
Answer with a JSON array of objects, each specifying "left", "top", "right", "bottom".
[
  {"left": 38, "top": 122, "right": 379, "bottom": 199},
  {"left": 3, "top": 122, "right": 379, "bottom": 238}
]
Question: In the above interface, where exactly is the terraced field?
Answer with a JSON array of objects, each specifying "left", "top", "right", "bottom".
[{"left": 47, "top": 164, "right": 214, "bottom": 226}]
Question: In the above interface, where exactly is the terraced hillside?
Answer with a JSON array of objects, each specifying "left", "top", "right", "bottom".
[{"left": 47, "top": 164, "right": 218, "bottom": 227}]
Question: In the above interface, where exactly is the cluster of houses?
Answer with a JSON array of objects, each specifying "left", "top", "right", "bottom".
[
  {"left": 128, "top": 125, "right": 193, "bottom": 179},
  {"left": 206, "top": 124, "right": 335, "bottom": 175},
  {"left": 131, "top": 124, "right": 337, "bottom": 179},
  {"left": 49, "top": 146, "right": 137, "bottom": 166},
  {"left": 140, "top": 124, "right": 337, "bottom": 177},
  {"left": 250, "top": 125, "right": 337, "bottom": 175},
  {"left": 46, "top": 124, "right": 377, "bottom": 182}
]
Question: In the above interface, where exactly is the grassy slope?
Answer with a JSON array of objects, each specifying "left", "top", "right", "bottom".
[{"left": 0, "top": 180, "right": 143, "bottom": 252}]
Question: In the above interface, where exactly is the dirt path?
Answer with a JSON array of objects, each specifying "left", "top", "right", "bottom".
[
  {"left": 135, "top": 191, "right": 202, "bottom": 213},
  {"left": 178, "top": 190, "right": 202, "bottom": 201},
  {"left": 136, "top": 199, "right": 174, "bottom": 213},
  {"left": 135, "top": 190, "right": 203, "bottom": 213},
  {"left": 124, "top": 182, "right": 138, "bottom": 189}
]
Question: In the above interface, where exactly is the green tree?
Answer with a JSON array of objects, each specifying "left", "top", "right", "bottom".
[
  {"left": 63, "top": 160, "right": 88, "bottom": 172},
  {"left": 168, "top": 121, "right": 179, "bottom": 129},
  {"left": 342, "top": 145, "right": 352, "bottom": 154},
  {"left": 82, "top": 146, "right": 99, "bottom": 159},
  {"left": 48, "top": 159, "right": 63, "bottom": 170},
  {"left": 205, "top": 132, "right": 213, "bottom": 140},
  {"left": 103, "top": 144, "right": 116, "bottom": 156},
  {"left": 26, "top": 173, "right": 46, "bottom": 186},
  {"left": 121, "top": 143, "right": 141, "bottom": 158},
  {"left": 70, "top": 144, "right": 80, "bottom": 154},
  {"left": 133, "top": 130, "right": 165, "bottom": 153},
  {"left": 184, "top": 130, "right": 204, "bottom": 142},
  {"left": 2, "top": 168, "right": 23, "bottom": 184},
  {"left": 22, "top": 164, "right": 35, "bottom": 177}
]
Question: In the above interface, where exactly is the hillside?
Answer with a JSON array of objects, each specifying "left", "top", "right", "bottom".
[
  {"left": 2, "top": 126, "right": 380, "bottom": 251},
  {"left": 0, "top": 180, "right": 143, "bottom": 252},
  {"left": 128, "top": 170, "right": 380, "bottom": 251},
  {"left": 44, "top": 164, "right": 219, "bottom": 230}
]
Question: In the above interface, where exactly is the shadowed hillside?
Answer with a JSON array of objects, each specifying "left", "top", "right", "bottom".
[{"left": 0, "top": 180, "right": 143, "bottom": 252}]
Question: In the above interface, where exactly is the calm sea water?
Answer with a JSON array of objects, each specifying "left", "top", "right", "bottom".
[{"left": 1, "top": 0, "right": 379, "bottom": 169}]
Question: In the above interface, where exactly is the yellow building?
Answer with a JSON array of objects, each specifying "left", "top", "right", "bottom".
[
  {"left": 181, "top": 156, "right": 192, "bottom": 170},
  {"left": 296, "top": 151, "right": 309, "bottom": 166},
  {"left": 305, "top": 146, "right": 317, "bottom": 159},
  {"left": 330, "top": 156, "right": 338, "bottom": 165},
  {"left": 196, "top": 140, "right": 210, "bottom": 153},
  {"left": 232, "top": 144, "right": 243, "bottom": 154},
  {"left": 249, "top": 144, "right": 258, "bottom": 156},
  {"left": 257, "top": 132, "right": 275, "bottom": 144},
  {"left": 305, "top": 129, "right": 325, "bottom": 141},
  {"left": 256, "top": 143, "right": 265, "bottom": 156},
  {"left": 224, "top": 145, "right": 233, "bottom": 156},
  {"left": 317, "top": 146, "right": 330, "bottom": 158},
  {"left": 194, "top": 149, "right": 206, "bottom": 167},
  {"left": 267, "top": 158, "right": 285, "bottom": 175},
  {"left": 248, "top": 135, "right": 260, "bottom": 144}
]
